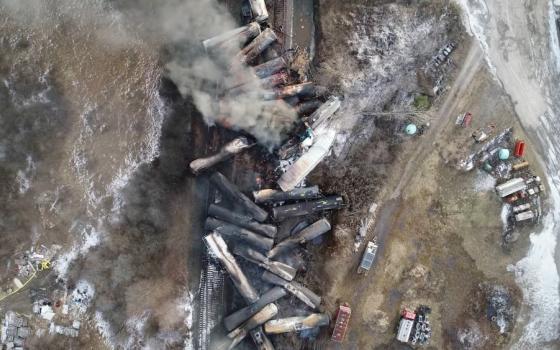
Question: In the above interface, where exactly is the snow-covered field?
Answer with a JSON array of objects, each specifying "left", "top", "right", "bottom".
[{"left": 458, "top": 0, "right": 560, "bottom": 347}]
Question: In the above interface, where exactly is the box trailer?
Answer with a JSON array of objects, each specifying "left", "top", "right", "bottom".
[
  {"left": 515, "top": 210, "right": 535, "bottom": 222},
  {"left": 513, "top": 203, "right": 531, "bottom": 213},
  {"left": 496, "top": 178, "right": 527, "bottom": 198},
  {"left": 331, "top": 304, "right": 351, "bottom": 343}
]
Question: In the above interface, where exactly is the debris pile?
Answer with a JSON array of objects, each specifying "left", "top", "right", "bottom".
[
  {"left": 191, "top": 36, "right": 344, "bottom": 346},
  {"left": 425, "top": 40, "right": 457, "bottom": 96},
  {"left": 193, "top": 0, "right": 333, "bottom": 148},
  {"left": 457, "top": 282, "right": 519, "bottom": 347},
  {"left": 481, "top": 284, "right": 516, "bottom": 334},
  {"left": 50, "top": 322, "right": 80, "bottom": 338},
  {"left": 353, "top": 202, "right": 380, "bottom": 258},
  {"left": 1, "top": 245, "right": 58, "bottom": 299},
  {"left": 0, "top": 243, "right": 95, "bottom": 348},
  {"left": 1, "top": 311, "right": 30, "bottom": 350},
  {"left": 197, "top": 166, "right": 342, "bottom": 348},
  {"left": 430, "top": 42, "right": 456, "bottom": 69},
  {"left": 410, "top": 306, "right": 432, "bottom": 346},
  {"left": 2, "top": 280, "right": 94, "bottom": 347},
  {"left": 190, "top": 2, "right": 383, "bottom": 347},
  {"left": 396, "top": 306, "right": 432, "bottom": 346},
  {"left": 457, "top": 127, "right": 544, "bottom": 243}
]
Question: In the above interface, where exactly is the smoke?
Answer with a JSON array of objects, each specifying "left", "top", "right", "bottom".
[
  {"left": 85, "top": 0, "right": 297, "bottom": 147},
  {"left": 0, "top": 0, "right": 296, "bottom": 347},
  {"left": 157, "top": 1, "right": 297, "bottom": 147},
  {"left": 0, "top": 3, "right": 296, "bottom": 148}
]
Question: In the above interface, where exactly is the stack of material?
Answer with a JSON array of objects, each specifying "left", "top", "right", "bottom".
[
  {"left": 410, "top": 306, "right": 432, "bottom": 346},
  {"left": 195, "top": 169, "right": 344, "bottom": 349},
  {"left": 193, "top": 4, "right": 347, "bottom": 348},
  {"left": 1, "top": 311, "right": 30, "bottom": 350},
  {"left": 197, "top": 0, "right": 331, "bottom": 147}
]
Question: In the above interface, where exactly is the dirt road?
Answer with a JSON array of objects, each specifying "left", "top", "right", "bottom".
[
  {"left": 359, "top": 39, "right": 484, "bottom": 286},
  {"left": 325, "top": 38, "right": 488, "bottom": 348},
  {"left": 391, "top": 40, "right": 484, "bottom": 198},
  {"left": 361, "top": 39, "right": 485, "bottom": 289}
]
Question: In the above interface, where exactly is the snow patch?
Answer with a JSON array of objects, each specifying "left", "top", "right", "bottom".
[
  {"left": 15, "top": 155, "right": 36, "bottom": 194},
  {"left": 108, "top": 77, "right": 166, "bottom": 215},
  {"left": 94, "top": 311, "right": 116, "bottom": 350},
  {"left": 473, "top": 170, "right": 496, "bottom": 192},
  {"left": 500, "top": 203, "right": 511, "bottom": 228},
  {"left": 508, "top": 170, "right": 560, "bottom": 348},
  {"left": 125, "top": 311, "right": 150, "bottom": 349},
  {"left": 181, "top": 290, "right": 195, "bottom": 350},
  {"left": 548, "top": 1, "right": 560, "bottom": 72},
  {"left": 55, "top": 222, "right": 103, "bottom": 278},
  {"left": 457, "top": 0, "right": 499, "bottom": 79}
]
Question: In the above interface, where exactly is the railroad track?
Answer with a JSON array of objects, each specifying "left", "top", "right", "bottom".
[{"left": 197, "top": 256, "right": 226, "bottom": 350}]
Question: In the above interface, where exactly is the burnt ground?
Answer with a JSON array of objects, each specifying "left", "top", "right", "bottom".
[{"left": 0, "top": 79, "right": 210, "bottom": 349}]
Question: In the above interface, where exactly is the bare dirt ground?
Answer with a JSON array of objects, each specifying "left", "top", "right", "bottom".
[{"left": 296, "top": 0, "right": 548, "bottom": 349}]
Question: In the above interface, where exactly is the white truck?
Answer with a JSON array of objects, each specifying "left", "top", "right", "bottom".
[
  {"left": 357, "top": 239, "right": 378, "bottom": 274},
  {"left": 496, "top": 178, "right": 527, "bottom": 198},
  {"left": 397, "top": 309, "right": 416, "bottom": 343},
  {"left": 515, "top": 210, "right": 535, "bottom": 222}
]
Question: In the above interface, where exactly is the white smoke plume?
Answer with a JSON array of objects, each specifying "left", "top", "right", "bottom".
[
  {"left": 159, "top": 0, "right": 298, "bottom": 147},
  {"left": 1, "top": 0, "right": 297, "bottom": 147}
]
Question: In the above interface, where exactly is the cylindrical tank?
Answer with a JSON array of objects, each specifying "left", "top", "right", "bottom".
[
  {"left": 498, "top": 148, "right": 510, "bottom": 160},
  {"left": 249, "top": 0, "right": 269, "bottom": 22},
  {"left": 405, "top": 124, "right": 417, "bottom": 135}
]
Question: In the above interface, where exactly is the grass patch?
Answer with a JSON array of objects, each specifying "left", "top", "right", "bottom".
[{"left": 413, "top": 94, "right": 431, "bottom": 110}]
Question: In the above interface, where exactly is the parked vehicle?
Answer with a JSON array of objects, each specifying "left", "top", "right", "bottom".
[
  {"left": 514, "top": 140, "right": 526, "bottom": 157},
  {"left": 496, "top": 178, "right": 527, "bottom": 198},
  {"left": 331, "top": 303, "right": 351, "bottom": 343},
  {"left": 357, "top": 239, "right": 378, "bottom": 274},
  {"left": 515, "top": 210, "right": 535, "bottom": 222},
  {"left": 396, "top": 309, "right": 416, "bottom": 343}
]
